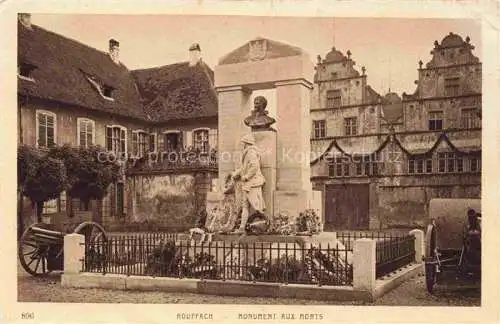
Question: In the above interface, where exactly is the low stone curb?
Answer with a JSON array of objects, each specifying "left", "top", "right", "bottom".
[
  {"left": 61, "top": 263, "right": 422, "bottom": 302},
  {"left": 374, "top": 263, "right": 424, "bottom": 300}
]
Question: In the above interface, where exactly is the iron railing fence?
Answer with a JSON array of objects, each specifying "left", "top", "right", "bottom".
[
  {"left": 375, "top": 235, "right": 415, "bottom": 278},
  {"left": 82, "top": 235, "right": 353, "bottom": 286},
  {"left": 336, "top": 231, "right": 408, "bottom": 250},
  {"left": 107, "top": 232, "right": 181, "bottom": 239}
]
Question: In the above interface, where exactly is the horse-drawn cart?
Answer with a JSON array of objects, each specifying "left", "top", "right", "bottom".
[
  {"left": 18, "top": 220, "right": 107, "bottom": 276},
  {"left": 424, "top": 198, "right": 481, "bottom": 293}
]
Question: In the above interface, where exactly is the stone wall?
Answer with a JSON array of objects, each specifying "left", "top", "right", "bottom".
[
  {"left": 375, "top": 176, "right": 480, "bottom": 229},
  {"left": 123, "top": 172, "right": 216, "bottom": 231},
  {"left": 132, "top": 174, "right": 197, "bottom": 230}
]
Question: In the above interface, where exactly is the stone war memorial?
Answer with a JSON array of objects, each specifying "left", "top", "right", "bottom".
[
  {"left": 44, "top": 35, "right": 424, "bottom": 303},
  {"left": 204, "top": 37, "right": 326, "bottom": 243}
]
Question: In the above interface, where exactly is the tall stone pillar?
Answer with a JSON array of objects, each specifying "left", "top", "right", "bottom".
[
  {"left": 274, "top": 79, "right": 313, "bottom": 218},
  {"left": 216, "top": 86, "right": 251, "bottom": 188}
]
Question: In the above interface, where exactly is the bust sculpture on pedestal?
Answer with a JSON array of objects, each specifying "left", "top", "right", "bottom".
[{"left": 244, "top": 96, "right": 276, "bottom": 130}]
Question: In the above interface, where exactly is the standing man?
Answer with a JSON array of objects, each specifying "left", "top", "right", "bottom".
[{"left": 231, "top": 134, "right": 266, "bottom": 234}]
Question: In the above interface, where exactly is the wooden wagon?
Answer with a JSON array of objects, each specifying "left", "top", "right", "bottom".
[
  {"left": 18, "top": 218, "right": 107, "bottom": 276},
  {"left": 424, "top": 198, "right": 481, "bottom": 293}
]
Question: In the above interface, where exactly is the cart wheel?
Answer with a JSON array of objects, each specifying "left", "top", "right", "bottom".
[
  {"left": 425, "top": 223, "right": 437, "bottom": 258},
  {"left": 73, "top": 221, "right": 108, "bottom": 244},
  {"left": 425, "top": 263, "right": 437, "bottom": 294},
  {"left": 18, "top": 223, "right": 53, "bottom": 276}
]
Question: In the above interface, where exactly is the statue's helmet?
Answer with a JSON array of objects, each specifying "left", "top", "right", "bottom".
[{"left": 240, "top": 134, "right": 256, "bottom": 145}]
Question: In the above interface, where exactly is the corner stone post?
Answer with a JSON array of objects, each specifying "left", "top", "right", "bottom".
[
  {"left": 64, "top": 233, "right": 85, "bottom": 274},
  {"left": 353, "top": 238, "right": 376, "bottom": 293},
  {"left": 409, "top": 229, "right": 424, "bottom": 263}
]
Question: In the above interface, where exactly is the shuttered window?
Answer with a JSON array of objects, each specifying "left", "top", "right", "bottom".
[
  {"left": 149, "top": 133, "right": 157, "bottom": 152},
  {"left": 183, "top": 130, "right": 192, "bottom": 150}
]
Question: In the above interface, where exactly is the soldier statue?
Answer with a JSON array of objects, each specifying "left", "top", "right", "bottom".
[{"left": 231, "top": 133, "right": 267, "bottom": 234}]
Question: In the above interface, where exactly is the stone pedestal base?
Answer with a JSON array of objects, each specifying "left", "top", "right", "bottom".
[
  {"left": 310, "top": 190, "right": 323, "bottom": 228},
  {"left": 206, "top": 192, "right": 223, "bottom": 211},
  {"left": 273, "top": 190, "right": 309, "bottom": 221}
]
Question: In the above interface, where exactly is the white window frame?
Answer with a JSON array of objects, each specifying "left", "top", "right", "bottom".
[
  {"left": 36, "top": 109, "right": 57, "bottom": 149},
  {"left": 76, "top": 117, "right": 96, "bottom": 148},
  {"left": 192, "top": 127, "right": 210, "bottom": 153},
  {"left": 86, "top": 76, "right": 115, "bottom": 101},
  {"left": 106, "top": 125, "right": 127, "bottom": 156},
  {"left": 18, "top": 74, "right": 36, "bottom": 83},
  {"left": 132, "top": 129, "right": 148, "bottom": 157}
]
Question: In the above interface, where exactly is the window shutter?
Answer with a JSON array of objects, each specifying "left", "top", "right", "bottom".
[
  {"left": 110, "top": 184, "right": 116, "bottom": 216},
  {"left": 158, "top": 133, "right": 165, "bottom": 151},
  {"left": 132, "top": 132, "right": 138, "bottom": 156},
  {"left": 106, "top": 126, "right": 112, "bottom": 151},
  {"left": 88, "top": 121, "right": 94, "bottom": 146},
  {"left": 183, "top": 131, "right": 192, "bottom": 149},
  {"left": 209, "top": 129, "right": 218, "bottom": 149},
  {"left": 120, "top": 129, "right": 126, "bottom": 154},
  {"left": 149, "top": 133, "right": 156, "bottom": 152},
  {"left": 48, "top": 115, "right": 55, "bottom": 147}
]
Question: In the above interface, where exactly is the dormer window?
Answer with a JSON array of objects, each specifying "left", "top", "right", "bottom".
[
  {"left": 85, "top": 74, "right": 115, "bottom": 101},
  {"left": 18, "top": 62, "right": 36, "bottom": 82},
  {"left": 102, "top": 85, "right": 114, "bottom": 98}
]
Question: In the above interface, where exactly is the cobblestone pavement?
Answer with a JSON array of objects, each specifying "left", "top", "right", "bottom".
[{"left": 18, "top": 267, "right": 480, "bottom": 306}]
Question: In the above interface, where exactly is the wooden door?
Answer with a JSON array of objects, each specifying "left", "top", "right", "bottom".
[{"left": 324, "top": 184, "right": 369, "bottom": 230}]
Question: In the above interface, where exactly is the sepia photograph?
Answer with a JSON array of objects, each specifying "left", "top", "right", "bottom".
[{"left": 2, "top": 1, "right": 500, "bottom": 323}]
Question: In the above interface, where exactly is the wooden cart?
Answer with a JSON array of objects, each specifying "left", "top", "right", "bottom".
[
  {"left": 424, "top": 198, "right": 481, "bottom": 293},
  {"left": 18, "top": 220, "right": 107, "bottom": 276}
]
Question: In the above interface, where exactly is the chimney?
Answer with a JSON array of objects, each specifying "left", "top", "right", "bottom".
[
  {"left": 188, "top": 43, "right": 202, "bottom": 67},
  {"left": 109, "top": 39, "right": 120, "bottom": 64},
  {"left": 18, "top": 13, "right": 32, "bottom": 30}
]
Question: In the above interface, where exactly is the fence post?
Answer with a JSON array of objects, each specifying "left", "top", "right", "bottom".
[
  {"left": 353, "top": 238, "right": 376, "bottom": 294},
  {"left": 64, "top": 233, "right": 85, "bottom": 274},
  {"left": 409, "top": 229, "right": 424, "bottom": 263}
]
